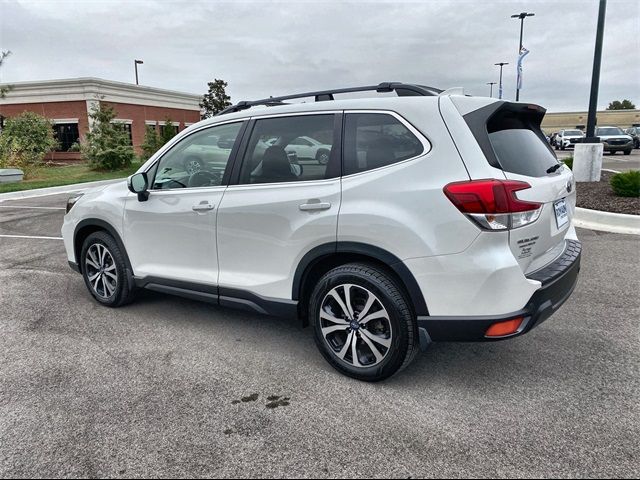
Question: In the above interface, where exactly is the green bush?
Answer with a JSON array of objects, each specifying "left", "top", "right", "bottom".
[
  {"left": 81, "top": 103, "right": 135, "bottom": 171},
  {"left": 610, "top": 171, "right": 640, "bottom": 198},
  {"left": 0, "top": 111, "right": 58, "bottom": 178},
  {"left": 562, "top": 156, "right": 573, "bottom": 170},
  {"left": 140, "top": 126, "right": 163, "bottom": 161}
]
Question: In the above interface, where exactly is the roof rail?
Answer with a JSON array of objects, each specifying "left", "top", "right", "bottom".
[{"left": 216, "top": 82, "right": 443, "bottom": 116}]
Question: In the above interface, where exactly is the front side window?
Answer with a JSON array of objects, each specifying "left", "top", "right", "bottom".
[
  {"left": 238, "top": 114, "right": 335, "bottom": 185},
  {"left": 342, "top": 113, "right": 424, "bottom": 175},
  {"left": 53, "top": 123, "right": 80, "bottom": 151},
  {"left": 152, "top": 122, "right": 243, "bottom": 190}
]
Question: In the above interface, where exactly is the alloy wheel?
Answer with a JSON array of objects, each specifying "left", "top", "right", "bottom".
[
  {"left": 320, "top": 284, "right": 393, "bottom": 368},
  {"left": 85, "top": 243, "right": 118, "bottom": 299}
]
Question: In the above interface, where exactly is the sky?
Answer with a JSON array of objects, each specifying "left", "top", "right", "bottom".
[{"left": 0, "top": 0, "right": 638, "bottom": 112}]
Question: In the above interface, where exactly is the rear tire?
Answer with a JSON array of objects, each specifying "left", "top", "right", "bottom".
[
  {"left": 81, "top": 231, "right": 135, "bottom": 308},
  {"left": 624, "top": 149, "right": 631, "bottom": 155},
  {"left": 309, "top": 263, "right": 419, "bottom": 382}
]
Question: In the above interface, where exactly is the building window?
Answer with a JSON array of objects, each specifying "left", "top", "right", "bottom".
[
  {"left": 53, "top": 123, "right": 80, "bottom": 152},
  {"left": 159, "top": 124, "right": 179, "bottom": 138},
  {"left": 121, "top": 124, "right": 133, "bottom": 145}
]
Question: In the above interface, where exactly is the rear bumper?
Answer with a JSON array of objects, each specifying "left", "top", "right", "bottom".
[{"left": 418, "top": 240, "right": 581, "bottom": 342}]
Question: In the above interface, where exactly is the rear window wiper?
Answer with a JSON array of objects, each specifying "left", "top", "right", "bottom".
[{"left": 546, "top": 164, "right": 562, "bottom": 174}]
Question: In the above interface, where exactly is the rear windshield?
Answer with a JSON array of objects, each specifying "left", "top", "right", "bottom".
[{"left": 488, "top": 130, "right": 558, "bottom": 177}]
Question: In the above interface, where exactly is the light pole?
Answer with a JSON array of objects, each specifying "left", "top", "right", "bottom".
[
  {"left": 586, "top": 0, "right": 607, "bottom": 141},
  {"left": 487, "top": 82, "right": 497, "bottom": 98},
  {"left": 494, "top": 62, "right": 508, "bottom": 99},
  {"left": 134, "top": 59, "right": 144, "bottom": 85},
  {"left": 511, "top": 12, "right": 534, "bottom": 101}
]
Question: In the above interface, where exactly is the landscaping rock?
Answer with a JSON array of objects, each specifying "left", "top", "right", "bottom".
[{"left": 577, "top": 171, "right": 640, "bottom": 215}]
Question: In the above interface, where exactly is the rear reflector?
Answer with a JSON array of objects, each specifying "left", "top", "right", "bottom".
[{"left": 485, "top": 317, "right": 524, "bottom": 338}]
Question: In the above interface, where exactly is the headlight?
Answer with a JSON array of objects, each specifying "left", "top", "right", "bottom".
[{"left": 66, "top": 193, "right": 84, "bottom": 214}]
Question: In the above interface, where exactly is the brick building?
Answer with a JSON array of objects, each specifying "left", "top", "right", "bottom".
[{"left": 0, "top": 77, "right": 201, "bottom": 162}]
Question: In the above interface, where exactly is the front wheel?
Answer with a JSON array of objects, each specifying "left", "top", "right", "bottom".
[
  {"left": 309, "top": 263, "right": 419, "bottom": 382},
  {"left": 81, "top": 231, "right": 135, "bottom": 307},
  {"left": 624, "top": 149, "right": 632, "bottom": 155}
]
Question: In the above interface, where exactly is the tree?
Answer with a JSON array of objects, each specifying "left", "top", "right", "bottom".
[
  {"left": 81, "top": 102, "right": 135, "bottom": 171},
  {"left": 0, "top": 111, "right": 58, "bottom": 178},
  {"left": 200, "top": 79, "right": 231, "bottom": 118},
  {"left": 140, "top": 125, "right": 163, "bottom": 161},
  {"left": 160, "top": 118, "right": 178, "bottom": 145},
  {"left": 0, "top": 50, "right": 12, "bottom": 99},
  {"left": 607, "top": 99, "right": 636, "bottom": 110}
]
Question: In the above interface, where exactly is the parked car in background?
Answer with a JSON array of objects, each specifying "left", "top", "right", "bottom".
[
  {"left": 268, "top": 135, "right": 332, "bottom": 164},
  {"left": 554, "top": 129, "right": 585, "bottom": 150},
  {"left": 596, "top": 126, "right": 633, "bottom": 155},
  {"left": 624, "top": 127, "right": 640, "bottom": 149}
]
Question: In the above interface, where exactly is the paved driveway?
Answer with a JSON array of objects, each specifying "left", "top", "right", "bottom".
[{"left": 0, "top": 193, "right": 638, "bottom": 478}]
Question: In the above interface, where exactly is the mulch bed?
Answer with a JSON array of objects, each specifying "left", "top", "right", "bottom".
[{"left": 576, "top": 171, "right": 639, "bottom": 215}]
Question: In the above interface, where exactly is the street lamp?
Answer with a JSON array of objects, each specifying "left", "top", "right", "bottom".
[
  {"left": 494, "top": 62, "right": 509, "bottom": 99},
  {"left": 487, "top": 82, "right": 497, "bottom": 98},
  {"left": 134, "top": 59, "right": 144, "bottom": 85},
  {"left": 511, "top": 12, "right": 535, "bottom": 101}
]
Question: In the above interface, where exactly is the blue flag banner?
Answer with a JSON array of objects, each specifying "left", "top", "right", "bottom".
[{"left": 517, "top": 46, "right": 530, "bottom": 90}]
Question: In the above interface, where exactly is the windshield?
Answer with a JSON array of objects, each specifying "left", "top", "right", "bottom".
[
  {"left": 565, "top": 130, "right": 583, "bottom": 136},
  {"left": 597, "top": 127, "right": 624, "bottom": 136}
]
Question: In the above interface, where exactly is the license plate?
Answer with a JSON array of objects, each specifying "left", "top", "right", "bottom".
[{"left": 554, "top": 198, "right": 569, "bottom": 229}]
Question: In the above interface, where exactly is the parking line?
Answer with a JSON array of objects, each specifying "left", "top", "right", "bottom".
[
  {"left": 0, "top": 234, "right": 63, "bottom": 240},
  {"left": 0, "top": 205, "right": 66, "bottom": 210}
]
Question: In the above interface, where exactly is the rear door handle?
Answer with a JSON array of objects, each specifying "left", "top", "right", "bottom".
[
  {"left": 192, "top": 202, "right": 215, "bottom": 212},
  {"left": 299, "top": 202, "right": 331, "bottom": 211}
]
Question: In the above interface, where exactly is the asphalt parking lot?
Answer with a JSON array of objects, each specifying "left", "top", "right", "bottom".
[
  {"left": 556, "top": 147, "right": 640, "bottom": 172},
  {"left": 0, "top": 192, "right": 638, "bottom": 478}
]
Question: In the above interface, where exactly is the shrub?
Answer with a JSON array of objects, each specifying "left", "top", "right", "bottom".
[
  {"left": 610, "top": 171, "right": 640, "bottom": 198},
  {"left": 140, "top": 126, "right": 163, "bottom": 161},
  {"left": 0, "top": 111, "right": 58, "bottom": 178},
  {"left": 81, "top": 102, "right": 135, "bottom": 171},
  {"left": 562, "top": 156, "right": 573, "bottom": 170}
]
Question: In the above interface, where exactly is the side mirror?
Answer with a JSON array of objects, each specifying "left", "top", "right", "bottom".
[
  {"left": 290, "top": 163, "right": 303, "bottom": 178},
  {"left": 127, "top": 172, "right": 150, "bottom": 201}
]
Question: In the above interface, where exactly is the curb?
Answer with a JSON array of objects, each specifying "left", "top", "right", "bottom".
[
  {"left": 574, "top": 207, "right": 640, "bottom": 235},
  {"left": 0, "top": 179, "right": 123, "bottom": 203}
]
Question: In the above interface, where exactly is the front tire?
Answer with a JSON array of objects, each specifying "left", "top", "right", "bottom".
[
  {"left": 624, "top": 149, "right": 632, "bottom": 155},
  {"left": 81, "top": 231, "right": 135, "bottom": 307},
  {"left": 309, "top": 263, "right": 419, "bottom": 382}
]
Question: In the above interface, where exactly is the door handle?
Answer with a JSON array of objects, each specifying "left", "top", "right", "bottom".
[
  {"left": 192, "top": 202, "right": 215, "bottom": 212},
  {"left": 299, "top": 202, "right": 331, "bottom": 211}
]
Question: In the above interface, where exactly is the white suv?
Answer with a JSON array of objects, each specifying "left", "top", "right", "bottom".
[
  {"left": 554, "top": 129, "right": 585, "bottom": 150},
  {"left": 62, "top": 83, "right": 581, "bottom": 382}
]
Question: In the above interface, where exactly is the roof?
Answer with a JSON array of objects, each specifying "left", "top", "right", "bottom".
[{"left": 0, "top": 77, "right": 201, "bottom": 111}]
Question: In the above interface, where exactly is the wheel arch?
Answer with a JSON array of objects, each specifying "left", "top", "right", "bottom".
[
  {"left": 74, "top": 219, "right": 133, "bottom": 274},
  {"left": 294, "top": 242, "right": 429, "bottom": 325}
]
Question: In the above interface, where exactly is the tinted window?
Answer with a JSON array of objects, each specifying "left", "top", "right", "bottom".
[
  {"left": 152, "top": 122, "right": 242, "bottom": 190},
  {"left": 489, "top": 129, "right": 558, "bottom": 177},
  {"left": 565, "top": 130, "right": 583, "bottom": 136},
  {"left": 239, "top": 115, "right": 335, "bottom": 184},
  {"left": 343, "top": 113, "right": 424, "bottom": 175}
]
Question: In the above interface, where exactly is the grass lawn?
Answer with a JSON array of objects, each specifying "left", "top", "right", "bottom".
[{"left": 0, "top": 162, "right": 141, "bottom": 194}]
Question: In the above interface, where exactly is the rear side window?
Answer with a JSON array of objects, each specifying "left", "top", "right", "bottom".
[
  {"left": 238, "top": 114, "right": 335, "bottom": 185},
  {"left": 486, "top": 108, "right": 559, "bottom": 177},
  {"left": 343, "top": 113, "right": 424, "bottom": 175}
]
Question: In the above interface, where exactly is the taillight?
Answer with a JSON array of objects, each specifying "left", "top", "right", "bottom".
[{"left": 443, "top": 179, "right": 542, "bottom": 230}]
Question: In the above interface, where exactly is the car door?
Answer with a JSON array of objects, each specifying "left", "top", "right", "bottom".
[
  {"left": 217, "top": 113, "right": 341, "bottom": 302},
  {"left": 123, "top": 121, "right": 246, "bottom": 287}
]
